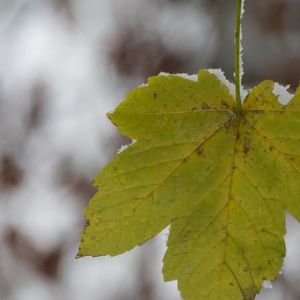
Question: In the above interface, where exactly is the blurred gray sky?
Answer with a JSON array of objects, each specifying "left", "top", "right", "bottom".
[{"left": 0, "top": 1, "right": 300, "bottom": 300}]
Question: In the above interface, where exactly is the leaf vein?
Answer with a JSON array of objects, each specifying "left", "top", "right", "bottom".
[
  {"left": 92, "top": 125, "right": 226, "bottom": 244},
  {"left": 236, "top": 167, "right": 282, "bottom": 232},
  {"left": 227, "top": 233, "right": 259, "bottom": 291},
  {"left": 224, "top": 261, "right": 246, "bottom": 299},
  {"left": 246, "top": 118, "right": 300, "bottom": 176},
  {"left": 234, "top": 200, "right": 270, "bottom": 265}
]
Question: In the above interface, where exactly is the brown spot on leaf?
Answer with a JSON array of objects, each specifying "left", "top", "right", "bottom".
[
  {"left": 244, "top": 288, "right": 258, "bottom": 300},
  {"left": 224, "top": 116, "right": 236, "bottom": 131},
  {"left": 196, "top": 147, "right": 204, "bottom": 156},
  {"left": 202, "top": 103, "right": 210, "bottom": 110},
  {"left": 243, "top": 137, "right": 251, "bottom": 154},
  {"left": 221, "top": 100, "right": 230, "bottom": 108}
]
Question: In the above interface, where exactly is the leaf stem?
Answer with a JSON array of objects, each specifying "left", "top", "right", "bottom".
[{"left": 235, "top": 0, "right": 244, "bottom": 113}]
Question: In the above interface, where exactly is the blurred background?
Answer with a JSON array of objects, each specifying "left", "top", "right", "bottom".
[{"left": 0, "top": 0, "right": 300, "bottom": 299}]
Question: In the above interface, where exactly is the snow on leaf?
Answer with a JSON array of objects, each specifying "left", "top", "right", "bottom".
[
  {"left": 273, "top": 82, "right": 293, "bottom": 105},
  {"left": 78, "top": 69, "right": 300, "bottom": 300}
]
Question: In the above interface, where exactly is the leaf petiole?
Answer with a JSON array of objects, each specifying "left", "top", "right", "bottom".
[{"left": 235, "top": 0, "right": 244, "bottom": 114}]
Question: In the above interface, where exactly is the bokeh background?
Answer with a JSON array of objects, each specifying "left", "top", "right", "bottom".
[{"left": 1, "top": 0, "right": 300, "bottom": 299}]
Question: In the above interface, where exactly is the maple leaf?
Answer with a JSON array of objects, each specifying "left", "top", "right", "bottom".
[{"left": 78, "top": 70, "right": 300, "bottom": 300}]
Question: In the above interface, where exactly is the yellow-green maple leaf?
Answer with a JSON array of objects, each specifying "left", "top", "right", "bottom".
[{"left": 78, "top": 70, "right": 300, "bottom": 300}]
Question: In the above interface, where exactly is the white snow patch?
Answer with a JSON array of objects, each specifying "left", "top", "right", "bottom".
[
  {"left": 241, "top": 86, "right": 248, "bottom": 101},
  {"left": 175, "top": 73, "right": 198, "bottom": 82},
  {"left": 240, "top": 42, "right": 244, "bottom": 82},
  {"left": 273, "top": 83, "right": 293, "bottom": 105},
  {"left": 117, "top": 140, "right": 136, "bottom": 153},
  {"left": 235, "top": 0, "right": 247, "bottom": 101},
  {"left": 117, "top": 144, "right": 130, "bottom": 153},
  {"left": 241, "top": 0, "right": 245, "bottom": 15},
  {"left": 262, "top": 280, "right": 273, "bottom": 289},
  {"left": 208, "top": 68, "right": 236, "bottom": 98},
  {"left": 138, "top": 82, "right": 148, "bottom": 88},
  {"left": 208, "top": 69, "right": 248, "bottom": 101},
  {"left": 240, "top": 0, "right": 245, "bottom": 80},
  {"left": 159, "top": 72, "right": 198, "bottom": 82},
  {"left": 159, "top": 72, "right": 171, "bottom": 77},
  {"left": 162, "top": 226, "right": 170, "bottom": 243},
  {"left": 238, "top": 0, "right": 245, "bottom": 92},
  {"left": 160, "top": 70, "right": 250, "bottom": 101}
]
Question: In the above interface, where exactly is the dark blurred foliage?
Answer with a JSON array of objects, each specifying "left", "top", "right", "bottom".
[
  {"left": 0, "top": 155, "right": 23, "bottom": 190},
  {"left": 5, "top": 227, "right": 62, "bottom": 279},
  {"left": 109, "top": 0, "right": 300, "bottom": 89},
  {"left": 109, "top": 28, "right": 186, "bottom": 79}
]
